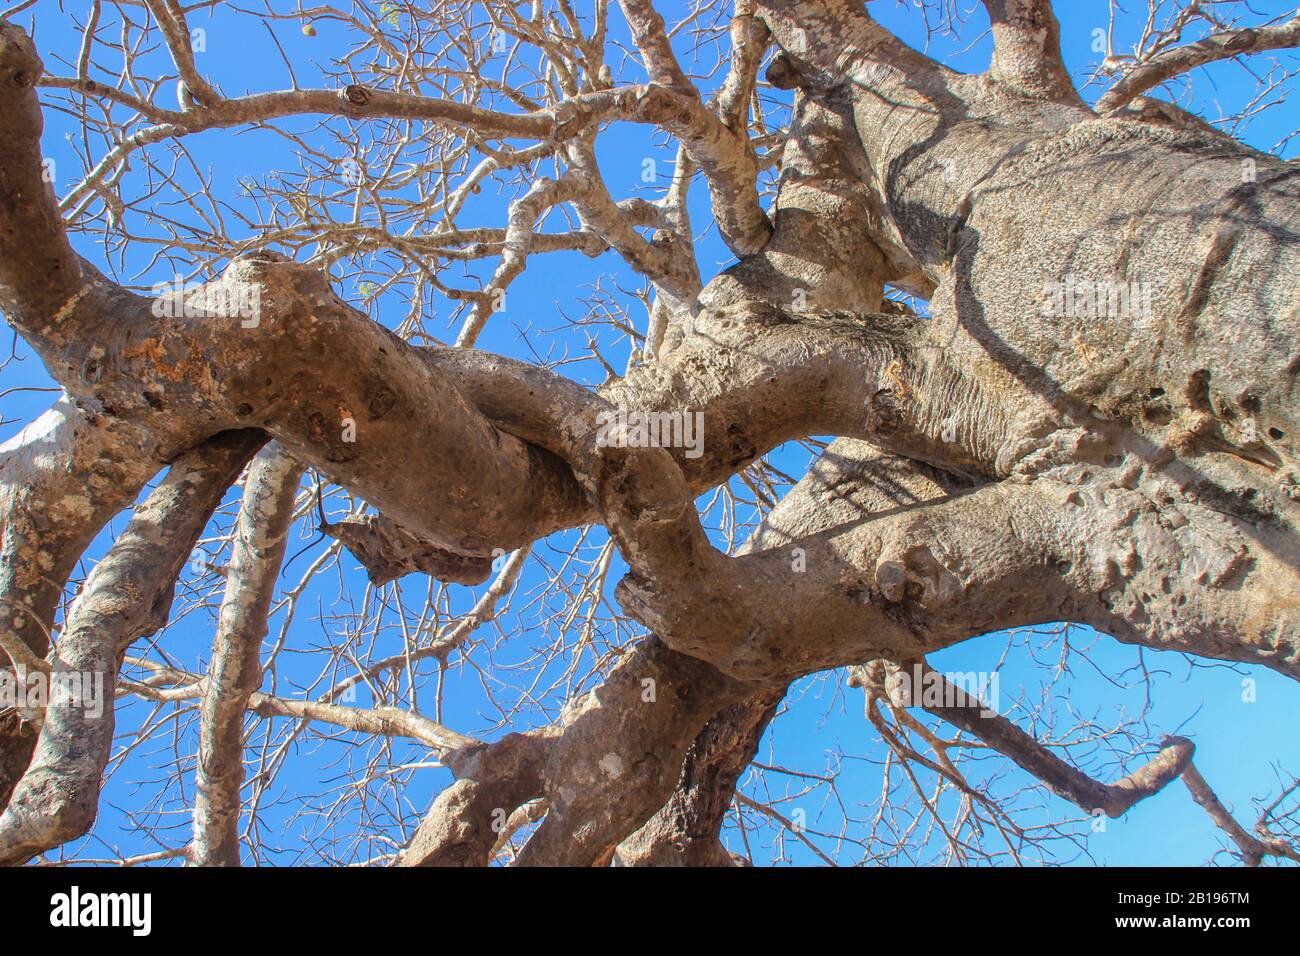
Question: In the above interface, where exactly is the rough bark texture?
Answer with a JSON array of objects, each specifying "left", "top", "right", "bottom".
[{"left": 616, "top": 688, "right": 783, "bottom": 866}]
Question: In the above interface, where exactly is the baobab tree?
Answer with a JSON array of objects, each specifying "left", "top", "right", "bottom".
[{"left": 0, "top": 0, "right": 1297, "bottom": 867}]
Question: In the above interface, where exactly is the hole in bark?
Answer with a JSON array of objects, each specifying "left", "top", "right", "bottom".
[
  {"left": 1269, "top": 427, "right": 1284, "bottom": 440},
  {"left": 1148, "top": 387, "right": 1165, "bottom": 398},
  {"left": 367, "top": 385, "right": 397, "bottom": 419}
]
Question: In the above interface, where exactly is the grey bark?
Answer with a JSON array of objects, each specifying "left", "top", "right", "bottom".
[
  {"left": 189, "top": 444, "right": 304, "bottom": 866},
  {"left": 0, "top": 431, "right": 263, "bottom": 865}
]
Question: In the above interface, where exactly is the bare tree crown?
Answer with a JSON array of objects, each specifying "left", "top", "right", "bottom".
[{"left": 0, "top": 0, "right": 1297, "bottom": 867}]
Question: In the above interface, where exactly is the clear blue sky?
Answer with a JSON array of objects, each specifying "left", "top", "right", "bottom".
[{"left": 3, "top": 0, "right": 1297, "bottom": 865}]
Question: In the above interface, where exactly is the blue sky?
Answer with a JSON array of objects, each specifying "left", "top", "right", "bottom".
[{"left": 3, "top": 0, "right": 1297, "bottom": 865}]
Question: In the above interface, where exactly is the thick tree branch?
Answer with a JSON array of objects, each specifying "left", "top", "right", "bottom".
[
  {"left": 617, "top": 0, "right": 695, "bottom": 94},
  {"left": 515, "top": 638, "right": 753, "bottom": 866},
  {"left": 190, "top": 444, "right": 305, "bottom": 867},
  {"left": 0, "top": 25, "right": 93, "bottom": 343},
  {"left": 607, "top": 447, "right": 961, "bottom": 867},
  {"left": 0, "top": 431, "right": 262, "bottom": 866},
  {"left": 402, "top": 731, "right": 552, "bottom": 867},
  {"left": 716, "top": 3, "right": 770, "bottom": 134},
  {"left": 981, "top": 0, "right": 1080, "bottom": 102},
  {"left": 0, "top": 401, "right": 164, "bottom": 810},
  {"left": 616, "top": 686, "right": 783, "bottom": 866},
  {"left": 620, "top": 438, "right": 1298, "bottom": 683}
]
